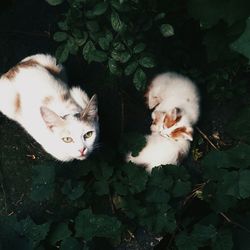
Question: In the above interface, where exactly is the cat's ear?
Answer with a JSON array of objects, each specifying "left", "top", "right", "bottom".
[
  {"left": 171, "top": 107, "right": 181, "bottom": 121},
  {"left": 40, "top": 106, "right": 65, "bottom": 129},
  {"left": 81, "top": 94, "right": 98, "bottom": 121},
  {"left": 164, "top": 108, "right": 182, "bottom": 128},
  {"left": 182, "top": 127, "right": 193, "bottom": 141}
]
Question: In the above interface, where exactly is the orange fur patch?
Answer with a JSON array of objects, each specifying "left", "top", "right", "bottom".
[
  {"left": 170, "top": 126, "right": 192, "bottom": 139},
  {"left": 14, "top": 93, "right": 21, "bottom": 113},
  {"left": 3, "top": 59, "right": 38, "bottom": 80},
  {"left": 164, "top": 114, "right": 182, "bottom": 128}
]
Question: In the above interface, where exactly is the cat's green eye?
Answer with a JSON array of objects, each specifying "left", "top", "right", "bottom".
[
  {"left": 84, "top": 131, "right": 93, "bottom": 140},
  {"left": 62, "top": 137, "right": 73, "bottom": 143}
]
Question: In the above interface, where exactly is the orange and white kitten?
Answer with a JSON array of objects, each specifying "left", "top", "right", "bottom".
[
  {"left": 146, "top": 72, "right": 200, "bottom": 126},
  {"left": 127, "top": 108, "right": 192, "bottom": 173},
  {"left": 0, "top": 54, "right": 99, "bottom": 161}
]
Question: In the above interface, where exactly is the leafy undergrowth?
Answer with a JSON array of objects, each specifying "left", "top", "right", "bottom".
[{"left": 1, "top": 0, "right": 250, "bottom": 249}]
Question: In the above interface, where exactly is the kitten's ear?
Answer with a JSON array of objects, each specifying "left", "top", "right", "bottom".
[
  {"left": 40, "top": 106, "right": 64, "bottom": 129},
  {"left": 182, "top": 127, "right": 193, "bottom": 141},
  {"left": 81, "top": 94, "right": 98, "bottom": 121},
  {"left": 171, "top": 107, "right": 181, "bottom": 120}
]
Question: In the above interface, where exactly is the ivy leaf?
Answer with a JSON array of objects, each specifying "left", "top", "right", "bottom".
[
  {"left": 46, "top": 0, "right": 64, "bottom": 6},
  {"left": 49, "top": 223, "right": 72, "bottom": 245},
  {"left": 149, "top": 168, "right": 174, "bottom": 190},
  {"left": 75, "top": 209, "right": 122, "bottom": 241},
  {"left": 124, "top": 61, "right": 138, "bottom": 76},
  {"left": 111, "top": 11, "right": 124, "bottom": 32},
  {"left": 139, "top": 56, "right": 156, "bottom": 68},
  {"left": 160, "top": 24, "right": 174, "bottom": 37},
  {"left": 108, "top": 58, "right": 122, "bottom": 75},
  {"left": 60, "top": 237, "right": 82, "bottom": 250},
  {"left": 90, "top": 50, "right": 108, "bottom": 63},
  {"left": 55, "top": 44, "right": 69, "bottom": 63},
  {"left": 53, "top": 31, "right": 68, "bottom": 42},
  {"left": 30, "top": 164, "right": 55, "bottom": 202},
  {"left": 18, "top": 217, "right": 50, "bottom": 248},
  {"left": 133, "top": 43, "right": 146, "bottom": 54},
  {"left": 93, "top": 2, "right": 108, "bottom": 16},
  {"left": 58, "top": 21, "right": 69, "bottom": 31},
  {"left": 146, "top": 188, "right": 170, "bottom": 203},
  {"left": 192, "top": 224, "right": 217, "bottom": 243},
  {"left": 176, "top": 232, "right": 198, "bottom": 250},
  {"left": 82, "top": 40, "right": 95, "bottom": 62},
  {"left": 239, "top": 170, "right": 250, "bottom": 198},
  {"left": 98, "top": 32, "right": 113, "bottom": 50},
  {"left": 61, "top": 180, "right": 85, "bottom": 200},
  {"left": 133, "top": 68, "right": 147, "bottom": 90}
]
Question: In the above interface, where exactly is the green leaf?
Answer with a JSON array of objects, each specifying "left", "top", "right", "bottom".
[
  {"left": 61, "top": 180, "right": 85, "bottom": 200},
  {"left": 55, "top": 44, "right": 69, "bottom": 63},
  {"left": 49, "top": 223, "right": 72, "bottom": 245},
  {"left": 60, "top": 237, "right": 82, "bottom": 250},
  {"left": 146, "top": 188, "right": 170, "bottom": 203},
  {"left": 192, "top": 224, "right": 217, "bottom": 243},
  {"left": 149, "top": 168, "right": 174, "bottom": 190},
  {"left": 122, "top": 163, "right": 148, "bottom": 193},
  {"left": 133, "top": 68, "right": 147, "bottom": 90},
  {"left": 239, "top": 170, "right": 250, "bottom": 198},
  {"left": 212, "top": 229, "right": 233, "bottom": 250},
  {"left": 226, "top": 107, "right": 250, "bottom": 142},
  {"left": 90, "top": 50, "right": 108, "bottom": 62},
  {"left": 176, "top": 232, "right": 198, "bottom": 250},
  {"left": 98, "top": 32, "right": 113, "bottom": 50},
  {"left": 160, "top": 24, "right": 174, "bottom": 37},
  {"left": 154, "top": 12, "right": 166, "bottom": 21},
  {"left": 111, "top": 11, "right": 124, "bottom": 32},
  {"left": 93, "top": 2, "right": 108, "bottom": 16},
  {"left": 46, "top": 0, "right": 64, "bottom": 6},
  {"left": 139, "top": 56, "right": 156, "bottom": 68},
  {"left": 86, "top": 21, "right": 99, "bottom": 32},
  {"left": 66, "top": 37, "right": 78, "bottom": 54},
  {"left": 93, "top": 180, "right": 110, "bottom": 195},
  {"left": 108, "top": 58, "right": 122, "bottom": 75},
  {"left": 30, "top": 164, "right": 55, "bottom": 201},
  {"left": 82, "top": 40, "right": 96, "bottom": 62},
  {"left": 53, "top": 31, "right": 68, "bottom": 42},
  {"left": 124, "top": 61, "right": 138, "bottom": 76},
  {"left": 231, "top": 18, "right": 250, "bottom": 61},
  {"left": 75, "top": 209, "right": 122, "bottom": 241},
  {"left": 133, "top": 43, "right": 146, "bottom": 54},
  {"left": 58, "top": 21, "right": 69, "bottom": 31},
  {"left": 18, "top": 217, "right": 50, "bottom": 248},
  {"left": 172, "top": 180, "right": 191, "bottom": 197}
]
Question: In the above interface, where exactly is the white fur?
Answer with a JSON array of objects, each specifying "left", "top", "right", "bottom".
[
  {"left": 127, "top": 132, "right": 190, "bottom": 173},
  {"left": 147, "top": 72, "right": 200, "bottom": 125},
  {"left": 0, "top": 54, "right": 99, "bottom": 161}
]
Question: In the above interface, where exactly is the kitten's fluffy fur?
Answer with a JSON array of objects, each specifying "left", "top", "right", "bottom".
[
  {"left": 146, "top": 72, "right": 200, "bottom": 125},
  {"left": 0, "top": 54, "right": 99, "bottom": 161},
  {"left": 127, "top": 72, "right": 199, "bottom": 173}
]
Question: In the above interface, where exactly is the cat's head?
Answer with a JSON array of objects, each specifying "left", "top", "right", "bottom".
[
  {"left": 40, "top": 95, "right": 99, "bottom": 160},
  {"left": 151, "top": 107, "right": 193, "bottom": 141}
]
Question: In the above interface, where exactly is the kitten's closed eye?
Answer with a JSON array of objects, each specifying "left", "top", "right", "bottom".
[
  {"left": 62, "top": 137, "right": 74, "bottom": 143},
  {"left": 83, "top": 131, "right": 93, "bottom": 140}
]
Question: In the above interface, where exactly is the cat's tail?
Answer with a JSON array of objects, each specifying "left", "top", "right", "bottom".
[
  {"left": 21, "top": 54, "right": 64, "bottom": 76},
  {"left": 70, "top": 87, "right": 90, "bottom": 109}
]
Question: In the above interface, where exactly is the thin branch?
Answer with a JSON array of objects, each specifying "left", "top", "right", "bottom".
[
  {"left": 220, "top": 212, "right": 250, "bottom": 234},
  {"left": 196, "top": 126, "right": 219, "bottom": 151}
]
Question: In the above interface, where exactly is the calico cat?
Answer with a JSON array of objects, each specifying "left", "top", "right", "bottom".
[
  {"left": 146, "top": 72, "right": 200, "bottom": 125},
  {"left": 127, "top": 72, "right": 199, "bottom": 172},
  {"left": 0, "top": 54, "right": 99, "bottom": 161}
]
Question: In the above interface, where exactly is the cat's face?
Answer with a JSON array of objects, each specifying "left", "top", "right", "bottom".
[
  {"left": 40, "top": 95, "right": 99, "bottom": 160},
  {"left": 52, "top": 116, "right": 98, "bottom": 160},
  {"left": 151, "top": 108, "right": 193, "bottom": 141}
]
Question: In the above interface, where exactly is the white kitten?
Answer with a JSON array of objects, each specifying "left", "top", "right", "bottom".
[
  {"left": 127, "top": 131, "right": 191, "bottom": 173},
  {"left": 0, "top": 54, "right": 99, "bottom": 161},
  {"left": 146, "top": 72, "right": 200, "bottom": 125}
]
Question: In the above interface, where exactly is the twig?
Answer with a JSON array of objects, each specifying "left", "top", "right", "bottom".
[
  {"left": 220, "top": 212, "right": 250, "bottom": 234},
  {"left": 196, "top": 126, "right": 219, "bottom": 151}
]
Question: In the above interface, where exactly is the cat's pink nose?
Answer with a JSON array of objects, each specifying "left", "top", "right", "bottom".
[{"left": 79, "top": 148, "right": 86, "bottom": 156}]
